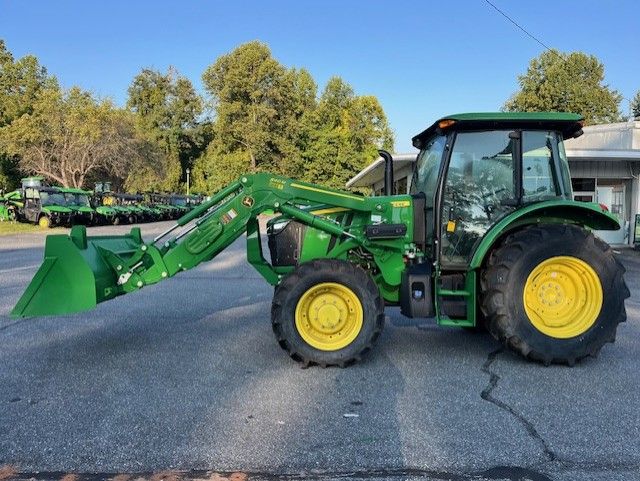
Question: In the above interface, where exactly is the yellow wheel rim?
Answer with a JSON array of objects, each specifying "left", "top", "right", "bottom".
[
  {"left": 38, "top": 216, "right": 50, "bottom": 228},
  {"left": 295, "top": 282, "right": 363, "bottom": 351},
  {"left": 523, "top": 256, "right": 603, "bottom": 339}
]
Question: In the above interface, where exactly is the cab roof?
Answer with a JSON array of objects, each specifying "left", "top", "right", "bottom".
[{"left": 412, "top": 112, "right": 584, "bottom": 149}]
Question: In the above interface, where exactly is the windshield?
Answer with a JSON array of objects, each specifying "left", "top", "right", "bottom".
[{"left": 40, "top": 192, "right": 66, "bottom": 206}]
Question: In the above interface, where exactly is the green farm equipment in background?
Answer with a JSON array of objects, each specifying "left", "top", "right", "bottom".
[
  {"left": 93, "top": 183, "right": 139, "bottom": 225},
  {"left": 60, "top": 188, "right": 96, "bottom": 225},
  {"left": 94, "top": 204, "right": 119, "bottom": 225},
  {"left": 20, "top": 183, "right": 73, "bottom": 228},
  {"left": 13, "top": 113, "right": 630, "bottom": 366},
  {"left": 0, "top": 190, "right": 21, "bottom": 222}
]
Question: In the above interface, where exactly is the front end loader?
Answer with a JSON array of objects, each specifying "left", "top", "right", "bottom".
[{"left": 12, "top": 112, "right": 629, "bottom": 366}]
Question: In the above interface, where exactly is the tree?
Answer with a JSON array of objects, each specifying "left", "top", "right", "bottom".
[
  {"left": 631, "top": 90, "right": 640, "bottom": 120},
  {"left": 504, "top": 50, "right": 622, "bottom": 124},
  {"left": 127, "top": 67, "right": 207, "bottom": 191},
  {"left": 194, "top": 42, "right": 393, "bottom": 193},
  {"left": 201, "top": 41, "right": 289, "bottom": 171},
  {"left": 0, "top": 87, "right": 159, "bottom": 189},
  {"left": 300, "top": 77, "right": 394, "bottom": 189},
  {"left": 195, "top": 41, "right": 318, "bottom": 191},
  {"left": 0, "top": 39, "right": 58, "bottom": 190}
]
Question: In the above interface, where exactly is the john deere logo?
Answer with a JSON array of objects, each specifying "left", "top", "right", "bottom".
[{"left": 242, "top": 196, "right": 254, "bottom": 207}]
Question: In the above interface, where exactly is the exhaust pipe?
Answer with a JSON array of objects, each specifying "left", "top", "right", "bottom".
[{"left": 378, "top": 150, "right": 394, "bottom": 196}]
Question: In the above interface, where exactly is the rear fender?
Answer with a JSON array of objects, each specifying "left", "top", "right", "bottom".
[{"left": 469, "top": 200, "right": 620, "bottom": 269}]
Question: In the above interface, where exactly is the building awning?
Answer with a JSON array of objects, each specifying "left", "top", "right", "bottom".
[
  {"left": 564, "top": 148, "right": 640, "bottom": 160},
  {"left": 346, "top": 153, "right": 417, "bottom": 188},
  {"left": 564, "top": 120, "right": 640, "bottom": 160}
]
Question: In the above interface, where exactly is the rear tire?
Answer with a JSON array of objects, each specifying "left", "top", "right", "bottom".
[
  {"left": 271, "top": 259, "right": 385, "bottom": 367},
  {"left": 480, "top": 224, "right": 629, "bottom": 365}
]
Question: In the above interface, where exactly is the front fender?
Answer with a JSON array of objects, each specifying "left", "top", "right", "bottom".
[{"left": 469, "top": 200, "right": 620, "bottom": 269}]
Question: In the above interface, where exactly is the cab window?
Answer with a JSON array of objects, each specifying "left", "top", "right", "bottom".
[{"left": 522, "top": 131, "right": 571, "bottom": 202}]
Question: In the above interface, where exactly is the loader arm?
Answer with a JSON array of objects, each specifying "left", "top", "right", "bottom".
[{"left": 12, "top": 173, "right": 416, "bottom": 318}]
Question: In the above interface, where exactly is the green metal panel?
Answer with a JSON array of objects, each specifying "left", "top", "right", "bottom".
[
  {"left": 41, "top": 205, "right": 73, "bottom": 214},
  {"left": 436, "top": 112, "right": 582, "bottom": 122}
]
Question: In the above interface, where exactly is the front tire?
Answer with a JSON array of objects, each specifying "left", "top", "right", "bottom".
[
  {"left": 481, "top": 224, "right": 629, "bottom": 365},
  {"left": 38, "top": 215, "right": 51, "bottom": 228},
  {"left": 271, "top": 259, "right": 384, "bottom": 367}
]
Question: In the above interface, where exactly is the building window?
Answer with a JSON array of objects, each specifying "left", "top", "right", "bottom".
[
  {"left": 611, "top": 187, "right": 624, "bottom": 215},
  {"left": 574, "top": 194, "right": 594, "bottom": 202},
  {"left": 571, "top": 178, "right": 596, "bottom": 192},
  {"left": 394, "top": 177, "right": 408, "bottom": 194}
]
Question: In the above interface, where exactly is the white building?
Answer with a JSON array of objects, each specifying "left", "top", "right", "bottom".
[{"left": 346, "top": 121, "right": 640, "bottom": 246}]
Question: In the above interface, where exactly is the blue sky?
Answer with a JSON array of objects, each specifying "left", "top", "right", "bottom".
[{"left": 1, "top": 0, "right": 638, "bottom": 151}]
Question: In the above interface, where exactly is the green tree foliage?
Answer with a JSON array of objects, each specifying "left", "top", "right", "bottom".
[
  {"left": 127, "top": 67, "right": 208, "bottom": 191},
  {"left": 631, "top": 90, "right": 640, "bottom": 120},
  {"left": 1, "top": 39, "right": 393, "bottom": 195},
  {"left": 0, "top": 39, "right": 58, "bottom": 190},
  {"left": 504, "top": 50, "right": 622, "bottom": 125},
  {"left": 195, "top": 42, "right": 317, "bottom": 191},
  {"left": 194, "top": 42, "right": 392, "bottom": 192},
  {"left": 1, "top": 86, "right": 160, "bottom": 189},
  {"left": 300, "top": 77, "right": 393, "bottom": 189}
]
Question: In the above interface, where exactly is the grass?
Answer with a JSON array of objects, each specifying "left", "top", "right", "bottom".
[{"left": 0, "top": 221, "right": 66, "bottom": 236}]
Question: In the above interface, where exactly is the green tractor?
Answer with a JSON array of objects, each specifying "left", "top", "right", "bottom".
[
  {"left": 12, "top": 113, "right": 629, "bottom": 366},
  {"left": 60, "top": 188, "right": 96, "bottom": 226},
  {"left": 167, "top": 194, "right": 196, "bottom": 217},
  {"left": 93, "top": 182, "right": 126, "bottom": 225},
  {"left": 114, "top": 193, "right": 147, "bottom": 223},
  {"left": 93, "top": 204, "right": 119, "bottom": 225},
  {"left": 146, "top": 193, "right": 181, "bottom": 220},
  {"left": 21, "top": 184, "right": 73, "bottom": 228},
  {"left": 93, "top": 183, "right": 139, "bottom": 225},
  {"left": 0, "top": 190, "right": 21, "bottom": 222},
  {"left": 3, "top": 177, "right": 73, "bottom": 227}
]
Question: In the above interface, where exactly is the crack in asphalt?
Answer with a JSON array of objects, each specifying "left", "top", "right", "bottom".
[{"left": 480, "top": 348, "right": 557, "bottom": 463}]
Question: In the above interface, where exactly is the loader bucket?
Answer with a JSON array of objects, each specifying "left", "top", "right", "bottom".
[{"left": 11, "top": 226, "right": 144, "bottom": 318}]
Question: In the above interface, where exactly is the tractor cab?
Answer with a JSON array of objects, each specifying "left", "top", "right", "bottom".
[
  {"left": 21, "top": 176, "right": 47, "bottom": 189},
  {"left": 94, "top": 181, "right": 113, "bottom": 194},
  {"left": 410, "top": 113, "right": 582, "bottom": 267}
]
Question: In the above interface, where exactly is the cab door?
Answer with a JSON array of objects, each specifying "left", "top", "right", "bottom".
[
  {"left": 439, "top": 130, "right": 518, "bottom": 267},
  {"left": 23, "top": 188, "right": 41, "bottom": 223}
]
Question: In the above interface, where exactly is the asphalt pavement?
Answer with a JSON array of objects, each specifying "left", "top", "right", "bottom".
[{"left": 0, "top": 222, "right": 638, "bottom": 481}]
